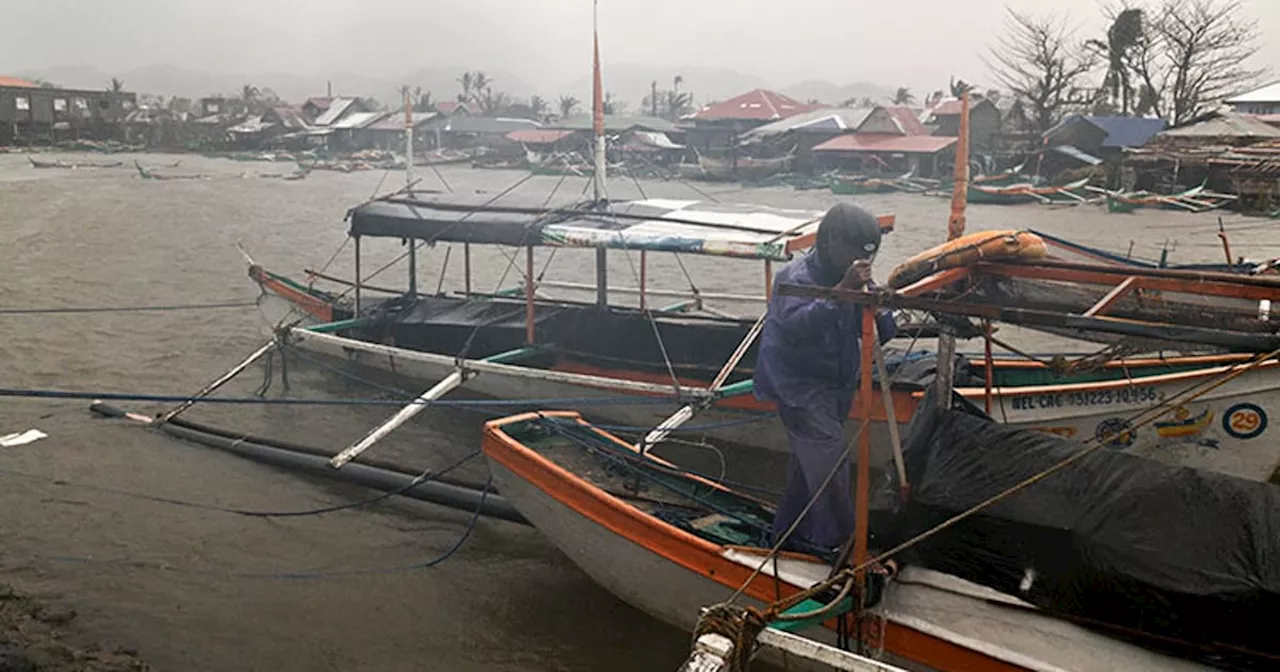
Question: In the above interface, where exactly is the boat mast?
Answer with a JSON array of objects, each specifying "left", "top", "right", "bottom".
[
  {"left": 404, "top": 87, "right": 417, "bottom": 296},
  {"left": 934, "top": 88, "right": 970, "bottom": 405},
  {"left": 592, "top": 0, "right": 609, "bottom": 308}
]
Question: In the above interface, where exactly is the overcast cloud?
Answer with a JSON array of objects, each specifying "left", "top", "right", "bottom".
[{"left": 4, "top": 0, "right": 1277, "bottom": 94}]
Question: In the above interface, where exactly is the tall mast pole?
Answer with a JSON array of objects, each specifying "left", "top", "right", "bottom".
[
  {"left": 404, "top": 87, "right": 418, "bottom": 296},
  {"left": 591, "top": 0, "right": 606, "bottom": 202},
  {"left": 592, "top": 0, "right": 609, "bottom": 308},
  {"left": 934, "top": 88, "right": 970, "bottom": 406}
]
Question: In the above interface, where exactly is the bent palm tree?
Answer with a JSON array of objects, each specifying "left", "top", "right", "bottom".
[
  {"left": 892, "top": 86, "right": 916, "bottom": 105},
  {"left": 1088, "top": 8, "right": 1143, "bottom": 116},
  {"left": 558, "top": 94, "right": 580, "bottom": 120}
]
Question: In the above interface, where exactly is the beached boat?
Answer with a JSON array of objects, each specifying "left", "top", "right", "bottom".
[
  {"left": 967, "top": 178, "right": 1094, "bottom": 205},
  {"left": 29, "top": 157, "right": 123, "bottom": 169},
  {"left": 481, "top": 409, "right": 1246, "bottom": 671},
  {"left": 829, "top": 171, "right": 931, "bottom": 196},
  {"left": 1105, "top": 183, "right": 1238, "bottom": 213},
  {"left": 694, "top": 153, "right": 794, "bottom": 182}
]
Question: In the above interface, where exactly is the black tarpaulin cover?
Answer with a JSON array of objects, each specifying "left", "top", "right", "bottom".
[{"left": 875, "top": 392, "right": 1280, "bottom": 668}]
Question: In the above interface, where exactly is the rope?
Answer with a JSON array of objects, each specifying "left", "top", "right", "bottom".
[
  {"left": 0, "top": 300, "right": 258, "bottom": 315},
  {"left": 31, "top": 475, "right": 495, "bottom": 581},
  {"left": 0, "top": 451, "right": 479, "bottom": 518}
]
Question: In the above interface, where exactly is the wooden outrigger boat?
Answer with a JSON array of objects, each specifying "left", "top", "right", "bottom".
[
  {"left": 829, "top": 171, "right": 931, "bottom": 196},
  {"left": 689, "top": 152, "right": 794, "bottom": 182},
  {"left": 29, "top": 157, "right": 123, "bottom": 169},
  {"left": 967, "top": 178, "right": 1094, "bottom": 205},
  {"left": 1105, "top": 183, "right": 1238, "bottom": 214},
  {"left": 481, "top": 410, "right": 1240, "bottom": 672}
]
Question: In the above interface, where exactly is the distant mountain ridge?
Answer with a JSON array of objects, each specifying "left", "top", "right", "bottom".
[{"left": 18, "top": 63, "right": 898, "bottom": 109}]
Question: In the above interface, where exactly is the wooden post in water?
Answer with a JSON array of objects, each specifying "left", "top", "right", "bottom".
[
  {"left": 463, "top": 243, "right": 472, "bottom": 296},
  {"left": 764, "top": 260, "right": 774, "bottom": 301},
  {"left": 526, "top": 247, "right": 536, "bottom": 344},
  {"left": 353, "top": 236, "right": 362, "bottom": 316},
  {"left": 639, "top": 250, "right": 648, "bottom": 311}
]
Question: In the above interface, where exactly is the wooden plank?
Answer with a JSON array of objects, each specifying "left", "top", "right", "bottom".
[
  {"left": 330, "top": 369, "right": 467, "bottom": 468},
  {"left": 1083, "top": 276, "right": 1138, "bottom": 317}
]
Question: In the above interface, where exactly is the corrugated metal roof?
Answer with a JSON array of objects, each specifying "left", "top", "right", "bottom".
[
  {"left": 314, "top": 98, "right": 358, "bottom": 126},
  {"left": 813, "top": 134, "right": 958, "bottom": 154},
  {"left": 1051, "top": 145, "right": 1104, "bottom": 165},
  {"left": 628, "top": 131, "right": 683, "bottom": 150},
  {"left": 1225, "top": 82, "right": 1280, "bottom": 104},
  {"left": 268, "top": 105, "right": 310, "bottom": 130},
  {"left": 0, "top": 76, "right": 38, "bottom": 88},
  {"left": 1158, "top": 112, "right": 1280, "bottom": 139},
  {"left": 741, "top": 107, "right": 874, "bottom": 141},
  {"left": 428, "top": 116, "right": 540, "bottom": 135},
  {"left": 435, "top": 101, "right": 481, "bottom": 115},
  {"left": 366, "top": 111, "right": 439, "bottom": 131},
  {"left": 555, "top": 114, "right": 679, "bottom": 133},
  {"left": 1082, "top": 116, "right": 1167, "bottom": 147},
  {"left": 507, "top": 128, "right": 575, "bottom": 144},
  {"left": 228, "top": 118, "right": 275, "bottom": 134},
  {"left": 883, "top": 106, "right": 929, "bottom": 135},
  {"left": 685, "top": 89, "right": 814, "bottom": 122},
  {"left": 331, "top": 111, "right": 387, "bottom": 130}
]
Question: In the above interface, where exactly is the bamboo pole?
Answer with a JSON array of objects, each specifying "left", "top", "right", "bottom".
[
  {"left": 526, "top": 247, "right": 536, "bottom": 344},
  {"left": 853, "top": 307, "right": 876, "bottom": 605}
]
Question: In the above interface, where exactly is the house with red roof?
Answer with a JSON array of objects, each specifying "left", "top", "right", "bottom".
[
  {"left": 811, "top": 105, "right": 958, "bottom": 178},
  {"left": 682, "top": 88, "right": 819, "bottom": 156}
]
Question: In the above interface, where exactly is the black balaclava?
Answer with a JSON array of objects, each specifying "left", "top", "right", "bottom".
[{"left": 813, "top": 203, "right": 882, "bottom": 286}]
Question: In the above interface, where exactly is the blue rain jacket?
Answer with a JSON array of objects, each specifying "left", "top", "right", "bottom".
[{"left": 753, "top": 252, "right": 896, "bottom": 550}]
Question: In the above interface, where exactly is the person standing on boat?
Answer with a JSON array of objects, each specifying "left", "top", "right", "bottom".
[{"left": 754, "top": 202, "right": 896, "bottom": 554}]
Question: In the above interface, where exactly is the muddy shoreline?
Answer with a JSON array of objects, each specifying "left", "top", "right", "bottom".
[{"left": 0, "top": 583, "right": 147, "bottom": 672}]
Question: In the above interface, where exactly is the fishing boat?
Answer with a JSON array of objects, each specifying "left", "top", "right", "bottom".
[
  {"left": 480, "top": 409, "right": 1239, "bottom": 671},
  {"left": 29, "top": 157, "right": 123, "bottom": 169},
  {"left": 829, "top": 171, "right": 930, "bottom": 196},
  {"left": 1105, "top": 183, "right": 1238, "bottom": 213},
  {"left": 694, "top": 153, "right": 794, "bottom": 182},
  {"left": 967, "top": 178, "right": 1094, "bottom": 205},
  {"left": 1032, "top": 228, "right": 1279, "bottom": 274},
  {"left": 247, "top": 72, "right": 1280, "bottom": 485}
]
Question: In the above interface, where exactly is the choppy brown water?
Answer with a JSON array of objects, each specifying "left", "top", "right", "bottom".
[{"left": 1, "top": 152, "right": 1277, "bottom": 671}]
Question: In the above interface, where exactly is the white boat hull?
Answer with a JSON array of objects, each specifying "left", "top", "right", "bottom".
[{"left": 281, "top": 317, "right": 1280, "bottom": 482}]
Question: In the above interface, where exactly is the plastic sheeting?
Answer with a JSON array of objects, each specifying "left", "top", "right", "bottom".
[{"left": 873, "top": 391, "right": 1280, "bottom": 669}]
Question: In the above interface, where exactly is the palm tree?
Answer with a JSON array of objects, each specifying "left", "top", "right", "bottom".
[
  {"left": 108, "top": 78, "right": 125, "bottom": 93},
  {"left": 891, "top": 87, "right": 915, "bottom": 105},
  {"left": 239, "top": 84, "right": 261, "bottom": 115},
  {"left": 529, "top": 95, "right": 549, "bottom": 121},
  {"left": 558, "top": 94, "right": 580, "bottom": 120},
  {"left": 673, "top": 75, "right": 684, "bottom": 94},
  {"left": 1087, "top": 8, "right": 1144, "bottom": 116},
  {"left": 663, "top": 90, "right": 693, "bottom": 119},
  {"left": 457, "top": 72, "right": 474, "bottom": 103}
]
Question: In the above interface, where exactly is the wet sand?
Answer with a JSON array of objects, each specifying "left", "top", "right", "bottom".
[{"left": 1, "top": 153, "right": 1278, "bottom": 670}]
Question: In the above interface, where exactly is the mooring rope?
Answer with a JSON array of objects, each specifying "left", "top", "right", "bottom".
[{"left": 0, "top": 300, "right": 258, "bottom": 315}]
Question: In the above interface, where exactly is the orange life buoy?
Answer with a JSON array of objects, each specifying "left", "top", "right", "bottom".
[{"left": 887, "top": 230, "right": 1047, "bottom": 289}]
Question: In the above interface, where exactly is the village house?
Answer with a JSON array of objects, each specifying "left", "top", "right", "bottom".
[
  {"left": 741, "top": 106, "right": 931, "bottom": 173},
  {"left": 548, "top": 114, "right": 685, "bottom": 166},
  {"left": 922, "top": 97, "right": 1001, "bottom": 153},
  {"left": 1225, "top": 82, "right": 1280, "bottom": 116},
  {"left": 0, "top": 76, "right": 137, "bottom": 145},
  {"left": 360, "top": 111, "right": 441, "bottom": 151},
  {"left": 1124, "top": 111, "right": 1280, "bottom": 198},
  {"left": 423, "top": 115, "right": 540, "bottom": 150},
  {"left": 1039, "top": 115, "right": 1167, "bottom": 178},
  {"left": 810, "top": 106, "right": 956, "bottom": 178},
  {"left": 682, "top": 88, "right": 816, "bottom": 161},
  {"left": 434, "top": 101, "right": 481, "bottom": 117}
]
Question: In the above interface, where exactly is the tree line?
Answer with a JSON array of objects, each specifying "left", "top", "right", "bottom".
[{"left": 985, "top": 0, "right": 1265, "bottom": 132}]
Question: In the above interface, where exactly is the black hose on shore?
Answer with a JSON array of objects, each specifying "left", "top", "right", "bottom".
[{"left": 89, "top": 402, "right": 529, "bottom": 526}]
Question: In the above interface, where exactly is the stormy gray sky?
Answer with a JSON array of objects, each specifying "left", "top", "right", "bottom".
[{"left": 5, "top": 0, "right": 1278, "bottom": 94}]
